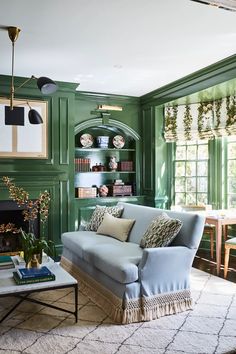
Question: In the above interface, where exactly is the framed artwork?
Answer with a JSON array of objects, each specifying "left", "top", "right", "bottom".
[{"left": 0, "top": 98, "right": 48, "bottom": 158}]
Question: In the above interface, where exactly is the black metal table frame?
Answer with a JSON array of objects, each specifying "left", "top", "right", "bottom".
[{"left": 0, "top": 282, "right": 78, "bottom": 324}]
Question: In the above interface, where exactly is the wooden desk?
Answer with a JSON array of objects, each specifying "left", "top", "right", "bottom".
[{"left": 204, "top": 212, "right": 236, "bottom": 276}]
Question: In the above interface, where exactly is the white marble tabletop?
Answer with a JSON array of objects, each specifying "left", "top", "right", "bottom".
[{"left": 0, "top": 262, "right": 77, "bottom": 296}]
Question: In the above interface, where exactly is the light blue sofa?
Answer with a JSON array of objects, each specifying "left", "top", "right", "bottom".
[{"left": 61, "top": 202, "right": 205, "bottom": 324}]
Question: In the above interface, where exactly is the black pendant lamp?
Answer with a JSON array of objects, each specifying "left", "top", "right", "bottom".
[
  {"left": 37, "top": 76, "right": 58, "bottom": 95},
  {"left": 28, "top": 109, "right": 43, "bottom": 124},
  {"left": 5, "top": 26, "right": 58, "bottom": 125}
]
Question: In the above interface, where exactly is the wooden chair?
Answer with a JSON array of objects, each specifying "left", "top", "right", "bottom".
[
  {"left": 203, "top": 224, "right": 215, "bottom": 259},
  {"left": 224, "top": 237, "right": 236, "bottom": 278}
]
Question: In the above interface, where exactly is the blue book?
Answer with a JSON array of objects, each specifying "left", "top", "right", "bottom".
[
  {"left": 13, "top": 271, "right": 55, "bottom": 285},
  {"left": 16, "top": 266, "right": 53, "bottom": 279},
  {"left": 0, "top": 255, "right": 13, "bottom": 265}
]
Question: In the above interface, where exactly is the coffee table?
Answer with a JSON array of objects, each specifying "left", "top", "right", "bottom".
[{"left": 0, "top": 262, "right": 78, "bottom": 323}]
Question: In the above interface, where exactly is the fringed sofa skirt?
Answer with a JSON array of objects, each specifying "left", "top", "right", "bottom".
[{"left": 61, "top": 256, "right": 193, "bottom": 324}]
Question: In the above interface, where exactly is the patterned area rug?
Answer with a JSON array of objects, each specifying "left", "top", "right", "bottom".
[{"left": 0, "top": 267, "right": 236, "bottom": 354}]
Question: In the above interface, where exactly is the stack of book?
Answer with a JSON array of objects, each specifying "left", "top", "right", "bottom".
[
  {"left": 13, "top": 266, "right": 55, "bottom": 285},
  {"left": 0, "top": 255, "right": 14, "bottom": 270}
]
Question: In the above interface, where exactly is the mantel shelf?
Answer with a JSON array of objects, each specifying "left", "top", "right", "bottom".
[{"left": 0, "top": 170, "right": 67, "bottom": 176}]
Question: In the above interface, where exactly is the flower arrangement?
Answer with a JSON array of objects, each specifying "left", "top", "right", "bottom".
[
  {"left": 2, "top": 176, "right": 53, "bottom": 266},
  {"left": 2, "top": 176, "right": 50, "bottom": 237}
]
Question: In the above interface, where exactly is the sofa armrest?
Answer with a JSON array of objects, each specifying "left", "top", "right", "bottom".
[{"left": 138, "top": 246, "right": 195, "bottom": 296}]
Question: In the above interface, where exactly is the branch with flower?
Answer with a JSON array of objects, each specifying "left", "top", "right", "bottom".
[{"left": 2, "top": 176, "right": 50, "bottom": 238}]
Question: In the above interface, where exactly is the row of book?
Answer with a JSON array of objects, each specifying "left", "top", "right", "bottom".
[
  {"left": 75, "top": 158, "right": 91, "bottom": 172},
  {"left": 13, "top": 266, "right": 55, "bottom": 285},
  {"left": 75, "top": 159, "right": 134, "bottom": 172}
]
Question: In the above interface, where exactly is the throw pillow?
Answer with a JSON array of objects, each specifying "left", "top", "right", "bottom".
[
  {"left": 96, "top": 213, "right": 135, "bottom": 242},
  {"left": 140, "top": 212, "right": 182, "bottom": 248},
  {"left": 85, "top": 205, "right": 124, "bottom": 232}
]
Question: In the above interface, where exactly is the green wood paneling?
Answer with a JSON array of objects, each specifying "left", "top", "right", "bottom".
[{"left": 142, "top": 107, "right": 154, "bottom": 198}]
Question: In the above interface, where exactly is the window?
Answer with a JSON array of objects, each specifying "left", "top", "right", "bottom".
[
  {"left": 174, "top": 140, "right": 209, "bottom": 205},
  {"left": 226, "top": 137, "right": 236, "bottom": 208}
]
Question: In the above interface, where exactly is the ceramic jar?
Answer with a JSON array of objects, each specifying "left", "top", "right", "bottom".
[{"left": 109, "top": 156, "right": 118, "bottom": 171}]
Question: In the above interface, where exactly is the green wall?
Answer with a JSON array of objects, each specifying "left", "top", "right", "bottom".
[{"left": 140, "top": 54, "right": 236, "bottom": 208}]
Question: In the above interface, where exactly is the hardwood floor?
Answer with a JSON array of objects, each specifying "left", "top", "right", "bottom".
[{"left": 193, "top": 249, "right": 236, "bottom": 283}]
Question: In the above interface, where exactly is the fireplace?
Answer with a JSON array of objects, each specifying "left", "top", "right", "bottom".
[{"left": 0, "top": 200, "right": 40, "bottom": 254}]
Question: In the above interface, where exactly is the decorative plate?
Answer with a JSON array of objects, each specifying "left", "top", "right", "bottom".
[
  {"left": 113, "top": 135, "right": 125, "bottom": 149},
  {"left": 80, "top": 133, "right": 94, "bottom": 148}
]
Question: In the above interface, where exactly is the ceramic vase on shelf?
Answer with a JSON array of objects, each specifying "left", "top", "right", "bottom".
[
  {"left": 97, "top": 136, "right": 109, "bottom": 148},
  {"left": 98, "top": 185, "right": 109, "bottom": 197},
  {"left": 109, "top": 156, "right": 118, "bottom": 171}
]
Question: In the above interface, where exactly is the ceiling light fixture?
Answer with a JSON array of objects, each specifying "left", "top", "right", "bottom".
[
  {"left": 5, "top": 26, "right": 58, "bottom": 124},
  {"left": 190, "top": 0, "right": 236, "bottom": 11}
]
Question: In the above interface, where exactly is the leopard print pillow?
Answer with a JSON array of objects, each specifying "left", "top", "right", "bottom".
[
  {"left": 140, "top": 212, "right": 182, "bottom": 248},
  {"left": 85, "top": 205, "right": 124, "bottom": 232}
]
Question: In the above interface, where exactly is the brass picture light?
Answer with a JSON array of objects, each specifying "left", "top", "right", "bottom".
[
  {"left": 190, "top": 0, "right": 236, "bottom": 11},
  {"left": 5, "top": 26, "right": 58, "bottom": 124}
]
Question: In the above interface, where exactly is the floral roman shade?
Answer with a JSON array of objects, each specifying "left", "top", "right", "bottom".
[{"left": 164, "top": 95, "right": 236, "bottom": 142}]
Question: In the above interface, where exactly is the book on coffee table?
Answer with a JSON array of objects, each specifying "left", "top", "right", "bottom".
[
  {"left": 13, "top": 271, "right": 55, "bottom": 285},
  {"left": 0, "top": 255, "right": 14, "bottom": 269},
  {"left": 16, "top": 266, "right": 53, "bottom": 279}
]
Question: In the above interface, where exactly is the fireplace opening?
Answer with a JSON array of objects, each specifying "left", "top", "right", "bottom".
[{"left": 0, "top": 200, "right": 40, "bottom": 254}]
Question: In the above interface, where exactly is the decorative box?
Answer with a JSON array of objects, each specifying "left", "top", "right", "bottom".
[
  {"left": 118, "top": 161, "right": 133, "bottom": 171},
  {"left": 109, "top": 185, "right": 132, "bottom": 197}
]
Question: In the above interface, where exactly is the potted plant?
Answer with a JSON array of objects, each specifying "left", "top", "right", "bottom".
[
  {"left": 20, "top": 230, "right": 54, "bottom": 267},
  {"left": 2, "top": 176, "right": 54, "bottom": 267}
]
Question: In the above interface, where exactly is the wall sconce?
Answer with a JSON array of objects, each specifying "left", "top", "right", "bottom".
[
  {"left": 97, "top": 105, "right": 123, "bottom": 111},
  {"left": 5, "top": 26, "right": 58, "bottom": 125}
]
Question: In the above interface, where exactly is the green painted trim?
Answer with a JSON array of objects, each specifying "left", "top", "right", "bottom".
[
  {"left": 76, "top": 91, "right": 140, "bottom": 104},
  {"left": 0, "top": 170, "right": 67, "bottom": 176},
  {"left": 141, "top": 54, "right": 236, "bottom": 105}
]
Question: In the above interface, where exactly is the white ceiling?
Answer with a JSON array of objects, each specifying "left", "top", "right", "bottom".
[{"left": 0, "top": 0, "right": 235, "bottom": 97}]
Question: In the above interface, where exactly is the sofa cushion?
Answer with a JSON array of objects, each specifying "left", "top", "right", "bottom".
[
  {"left": 96, "top": 213, "right": 135, "bottom": 242},
  {"left": 84, "top": 242, "right": 143, "bottom": 284},
  {"left": 85, "top": 205, "right": 124, "bottom": 231},
  {"left": 62, "top": 231, "right": 113, "bottom": 259},
  {"left": 140, "top": 212, "right": 183, "bottom": 248}
]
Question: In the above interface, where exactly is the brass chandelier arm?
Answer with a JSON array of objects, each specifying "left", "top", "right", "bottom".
[
  {"left": 8, "top": 27, "right": 21, "bottom": 110},
  {"left": 10, "top": 40, "right": 15, "bottom": 110},
  {"left": 14, "top": 76, "right": 37, "bottom": 93}
]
